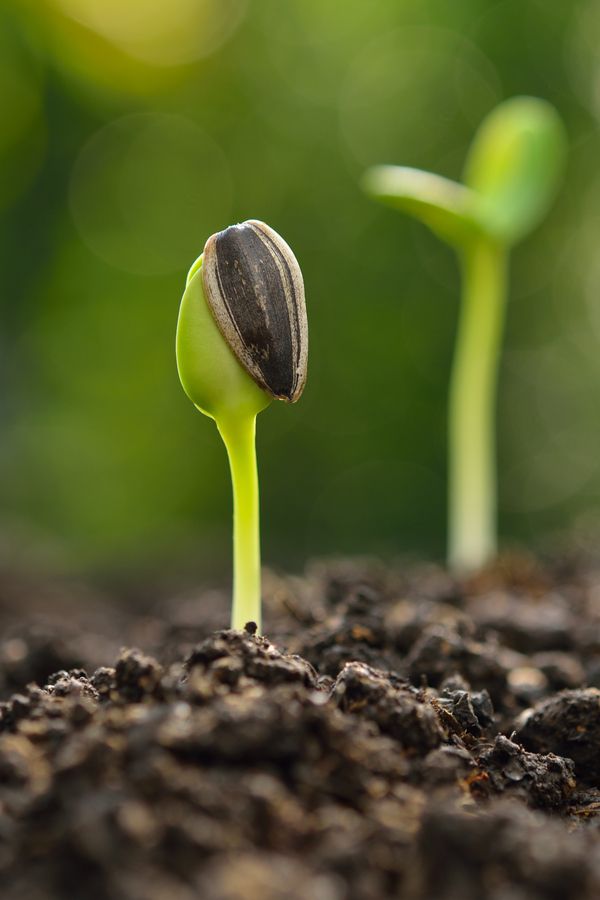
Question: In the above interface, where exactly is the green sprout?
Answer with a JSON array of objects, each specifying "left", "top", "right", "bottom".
[
  {"left": 362, "top": 97, "right": 567, "bottom": 573},
  {"left": 176, "top": 220, "right": 308, "bottom": 631}
]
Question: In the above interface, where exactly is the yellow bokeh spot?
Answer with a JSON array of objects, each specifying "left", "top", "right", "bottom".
[{"left": 49, "top": 0, "right": 248, "bottom": 67}]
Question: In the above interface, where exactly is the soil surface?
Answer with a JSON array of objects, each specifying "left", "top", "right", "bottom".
[{"left": 2, "top": 553, "right": 600, "bottom": 899}]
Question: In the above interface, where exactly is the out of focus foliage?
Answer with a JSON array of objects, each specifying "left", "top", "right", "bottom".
[{"left": 1, "top": 0, "right": 599, "bottom": 579}]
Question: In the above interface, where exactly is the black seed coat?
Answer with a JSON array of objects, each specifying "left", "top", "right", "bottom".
[{"left": 202, "top": 220, "right": 307, "bottom": 402}]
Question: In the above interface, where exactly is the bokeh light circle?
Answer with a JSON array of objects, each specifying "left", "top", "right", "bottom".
[
  {"left": 70, "top": 114, "right": 233, "bottom": 276},
  {"left": 339, "top": 27, "right": 500, "bottom": 168},
  {"left": 50, "top": 0, "right": 248, "bottom": 67}
]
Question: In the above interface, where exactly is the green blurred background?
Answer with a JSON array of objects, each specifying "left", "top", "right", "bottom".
[{"left": 1, "top": 0, "right": 599, "bottom": 585}]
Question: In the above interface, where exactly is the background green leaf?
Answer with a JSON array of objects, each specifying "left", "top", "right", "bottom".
[{"left": 464, "top": 96, "right": 568, "bottom": 244}]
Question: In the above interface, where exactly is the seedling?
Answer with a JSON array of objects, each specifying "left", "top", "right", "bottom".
[
  {"left": 176, "top": 220, "right": 308, "bottom": 631},
  {"left": 362, "top": 97, "right": 566, "bottom": 573}
]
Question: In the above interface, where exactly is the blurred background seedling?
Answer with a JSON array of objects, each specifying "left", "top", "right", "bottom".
[{"left": 363, "top": 97, "right": 567, "bottom": 572}]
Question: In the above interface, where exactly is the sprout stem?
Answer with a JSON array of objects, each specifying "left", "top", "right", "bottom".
[
  {"left": 217, "top": 412, "right": 262, "bottom": 631},
  {"left": 448, "top": 237, "right": 507, "bottom": 573}
]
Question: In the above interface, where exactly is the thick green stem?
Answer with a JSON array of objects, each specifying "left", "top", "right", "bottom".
[
  {"left": 448, "top": 237, "right": 507, "bottom": 573},
  {"left": 216, "top": 413, "right": 262, "bottom": 631}
]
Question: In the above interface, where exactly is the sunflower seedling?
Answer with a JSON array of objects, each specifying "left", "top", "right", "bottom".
[
  {"left": 362, "top": 97, "right": 566, "bottom": 573},
  {"left": 176, "top": 220, "right": 308, "bottom": 631}
]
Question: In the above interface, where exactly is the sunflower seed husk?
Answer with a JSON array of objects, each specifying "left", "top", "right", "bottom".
[{"left": 202, "top": 219, "right": 308, "bottom": 402}]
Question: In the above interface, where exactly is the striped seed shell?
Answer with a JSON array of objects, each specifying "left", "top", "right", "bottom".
[{"left": 202, "top": 220, "right": 308, "bottom": 402}]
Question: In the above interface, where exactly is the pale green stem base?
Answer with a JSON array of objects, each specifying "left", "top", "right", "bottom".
[
  {"left": 217, "top": 413, "right": 262, "bottom": 632},
  {"left": 448, "top": 238, "right": 507, "bottom": 573}
]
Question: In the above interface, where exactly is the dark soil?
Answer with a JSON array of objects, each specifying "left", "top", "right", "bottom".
[{"left": 2, "top": 553, "right": 600, "bottom": 899}]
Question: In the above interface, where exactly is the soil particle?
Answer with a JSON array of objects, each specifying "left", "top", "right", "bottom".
[
  {"left": 186, "top": 629, "right": 318, "bottom": 689},
  {"left": 515, "top": 688, "right": 600, "bottom": 783},
  {"left": 197, "top": 853, "right": 345, "bottom": 900},
  {"left": 115, "top": 648, "right": 164, "bottom": 702},
  {"left": 416, "top": 800, "right": 596, "bottom": 900},
  {"left": 404, "top": 626, "right": 510, "bottom": 703},
  {"left": 531, "top": 652, "right": 586, "bottom": 690},
  {"left": 474, "top": 734, "right": 576, "bottom": 809},
  {"left": 436, "top": 682, "right": 495, "bottom": 737},
  {"left": 0, "top": 625, "right": 85, "bottom": 698},
  {"left": 331, "top": 661, "right": 444, "bottom": 752},
  {"left": 385, "top": 599, "right": 474, "bottom": 652},
  {"left": 467, "top": 591, "right": 576, "bottom": 652},
  {"left": 292, "top": 617, "right": 400, "bottom": 681}
]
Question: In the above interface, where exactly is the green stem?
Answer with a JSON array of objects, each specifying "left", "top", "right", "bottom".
[
  {"left": 448, "top": 237, "right": 508, "bottom": 573},
  {"left": 216, "top": 412, "right": 262, "bottom": 631}
]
